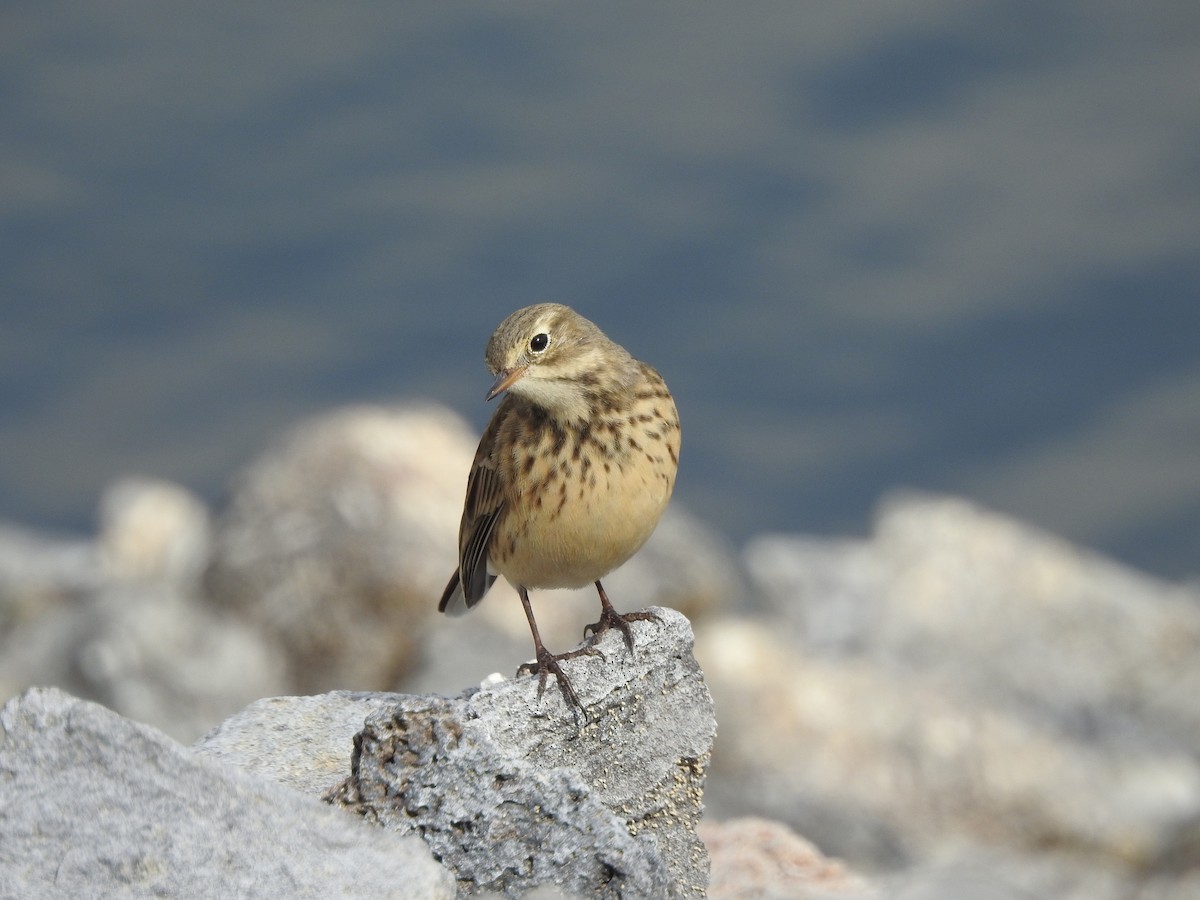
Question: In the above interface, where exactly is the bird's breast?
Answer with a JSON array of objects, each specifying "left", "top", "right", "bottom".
[{"left": 490, "top": 400, "right": 679, "bottom": 590}]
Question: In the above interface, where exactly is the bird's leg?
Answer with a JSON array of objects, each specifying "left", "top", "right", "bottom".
[
  {"left": 582, "top": 580, "right": 663, "bottom": 654},
  {"left": 515, "top": 586, "right": 599, "bottom": 721}
]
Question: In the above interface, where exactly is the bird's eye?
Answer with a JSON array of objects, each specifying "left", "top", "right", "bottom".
[{"left": 529, "top": 333, "right": 550, "bottom": 353}]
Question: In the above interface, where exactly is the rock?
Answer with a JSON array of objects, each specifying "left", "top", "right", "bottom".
[
  {"left": 71, "top": 580, "right": 290, "bottom": 742},
  {"left": 749, "top": 492, "right": 1200, "bottom": 749},
  {"left": 717, "top": 492, "right": 1200, "bottom": 899},
  {"left": 702, "top": 614, "right": 1200, "bottom": 863},
  {"left": 742, "top": 533, "right": 879, "bottom": 654},
  {"left": 0, "top": 521, "right": 102, "bottom": 610},
  {"left": 875, "top": 847, "right": 1200, "bottom": 900},
  {"left": 0, "top": 686, "right": 454, "bottom": 899},
  {"left": 0, "top": 523, "right": 101, "bottom": 703},
  {"left": 98, "top": 476, "right": 211, "bottom": 584},
  {"left": 696, "top": 616, "right": 914, "bottom": 868},
  {"left": 869, "top": 492, "right": 1200, "bottom": 749},
  {"left": 194, "top": 690, "right": 410, "bottom": 796},
  {"left": 330, "top": 607, "right": 714, "bottom": 898},
  {"left": 197, "top": 608, "right": 716, "bottom": 897},
  {"left": 204, "top": 404, "right": 478, "bottom": 693},
  {"left": 1, "top": 608, "right": 715, "bottom": 898},
  {"left": 700, "top": 817, "right": 876, "bottom": 899},
  {"left": 0, "top": 500, "right": 285, "bottom": 743}
]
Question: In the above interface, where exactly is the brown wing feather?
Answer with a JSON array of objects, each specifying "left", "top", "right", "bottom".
[
  {"left": 438, "top": 409, "right": 508, "bottom": 615},
  {"left": 458, "top": 462, "right": 503, "bottom": 603}
]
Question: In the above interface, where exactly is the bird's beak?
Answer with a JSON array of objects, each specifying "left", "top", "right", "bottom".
[{"left": 486, "top": 366, "right": 527, "bottom": 402}]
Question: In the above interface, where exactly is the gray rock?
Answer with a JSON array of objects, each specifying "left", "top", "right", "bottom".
[
  {"left": 0, "top": 477, "right": 290, "bottom": 743},
  {"left": 749, "top": 491, "right": 1200, "bottom": 751},
  {"left": 0, "top": 522, "right": 102, "bottom": 704},
  {"left": 330, "top": 607, "right": 714, "bottom": 898},
  {"left": 0, "top": 686, "right": 454, "bottom": 899},
  {"left": 204, "top": 404, "right": 478, "bottom": 693},
  {"left": 194, "top": 690, "right": 410, "bottom": 796},
  {"left": 192, "top": 608, "right": 715, "bottom": 897},
  {"left": 0, "top": 521, "right": 102, "bottom": 608},
  {"left": 743, "top": 534, "right": 880, "bottom": 654},
  {"left": 72, "top": 582, "right": 290, "bottom": 742},
  {"left": 0, "top": 513, "right": 288, "bottom": 743},
  {"left": 869, "top": 492, "right": 1200, "bottom": 750},
  {"left": 722, "top": 491, "right": 1200, "bottom": 900}
]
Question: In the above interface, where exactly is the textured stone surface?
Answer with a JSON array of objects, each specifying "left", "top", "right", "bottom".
[
  {"left": 0, "top": 687, "right": 454, "bottom": 899},
  {"left": 331, "top": 607, "right": 714, "bottom": 898},
  {"left": 193, "top": 690, "right": 411, "bottom": 796}
]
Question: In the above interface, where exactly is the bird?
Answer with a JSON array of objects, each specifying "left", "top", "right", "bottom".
[{"left": 438, "top": 302, "right": 680, "bottom": 717}]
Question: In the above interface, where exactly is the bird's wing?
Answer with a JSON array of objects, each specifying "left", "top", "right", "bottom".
[
  {"left": 439, "top": 419, "right": 505, "bottom": 615},
  {"left": 459, "top": 461, "right": 503, "bottom": 603}
]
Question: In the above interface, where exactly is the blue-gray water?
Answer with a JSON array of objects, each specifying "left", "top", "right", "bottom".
[{"left": 4, "top": 3, "right": 1198, "bottom": 578}]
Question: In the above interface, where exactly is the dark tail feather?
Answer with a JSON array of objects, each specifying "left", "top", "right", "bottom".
[{"left": 438, "top": 569, "right": 496, "bottom": 616}]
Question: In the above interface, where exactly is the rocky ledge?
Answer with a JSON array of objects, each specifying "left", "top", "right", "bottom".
[{"left": 0, "top": 609, "right": 719, "bottom": 898}]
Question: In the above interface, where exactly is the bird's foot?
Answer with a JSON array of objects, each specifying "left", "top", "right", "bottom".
[
  {"left": 583, "top": 607, "right": 663, "bottom": 655},
  {"left": 517, "top": 644, "right": 602, "bottom": 723}
]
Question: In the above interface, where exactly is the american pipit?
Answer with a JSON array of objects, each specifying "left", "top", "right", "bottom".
[{"left": 439, "top": 303, "right": 680, "bottom": 716}]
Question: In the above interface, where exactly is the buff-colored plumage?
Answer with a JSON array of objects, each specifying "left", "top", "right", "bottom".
[{"left": 438, "top": 303, "right": 680, "bottom": 716}]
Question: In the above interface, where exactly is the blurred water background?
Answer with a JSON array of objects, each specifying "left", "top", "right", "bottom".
[{"left": 3, "top": 2, "right": 1198, "bottom": 579}]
